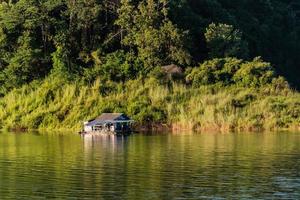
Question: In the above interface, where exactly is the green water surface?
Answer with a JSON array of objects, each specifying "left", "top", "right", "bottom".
[{"left": 0, "top": 132, "right": 299, "bottom": 199}]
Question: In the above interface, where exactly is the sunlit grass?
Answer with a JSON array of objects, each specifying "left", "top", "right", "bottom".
[{"left": 0, "top": 76, "right": 300, "bottom": 132}]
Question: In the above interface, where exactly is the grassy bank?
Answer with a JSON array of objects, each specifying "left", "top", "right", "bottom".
[{"left": 1, "top": 74, "right": 299, "bottom": 132}]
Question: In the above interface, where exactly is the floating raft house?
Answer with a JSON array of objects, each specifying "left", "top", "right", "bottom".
[{"left": 83, "top": 113, "right": 134, "bottom": 134}]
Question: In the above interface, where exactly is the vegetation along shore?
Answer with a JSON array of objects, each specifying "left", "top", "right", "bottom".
[{"left": 0, "top": 0, "right": 300, "bottom": 132}]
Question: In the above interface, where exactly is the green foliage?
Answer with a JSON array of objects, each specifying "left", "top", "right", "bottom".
[
  {"left": 186, "top": 57, "right": 278, "bottom": 88},
  {"left": 205, "top": 23, "right": 249, "bottom": 58},
  {"left": 186, "top": 57, "right": 242, "bottom": 87},
  {"left": 0, "top": 31, "right": 43, "bottom": 95},
  {"left": 233, "top": 57, "right": 276, "bottom": 87},
  {"left": 82, "top": 50, "right": 141, "bottom": 84},
  {"left": 0, "top": 0, "right": 299, "bottom": 92},
  {"left": 51, "top": 46, "right": 71, "bottom": 80},
  {"left": 0, "top": 0, "right": 113, "bottom": 94},
  {"left": 99, "top": 50, "right": 140, "bottom": 82},
  {"left": 127, "top": 96, "right": 166, "bottom": 123},
  {"left": 116, "top": 0, "right": 191, "bottom": 71},
  {"left": 170, "top": 0, "right": 300, "bottom": 86}
]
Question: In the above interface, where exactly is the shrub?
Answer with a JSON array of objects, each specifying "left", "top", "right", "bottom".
[
  {"left": 187, "top": 57, "right": 279, "bottom": 88},
  {"left": 186, "top": 57, "right": 242, "bottom": 87},
  {"left": 233, "top": 57, "right": 276, "bottom": 87}
]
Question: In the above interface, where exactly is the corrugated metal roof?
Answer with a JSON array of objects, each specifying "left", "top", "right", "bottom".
[
  {"left": 96, "top": 113, "right": 130, "bottom": 121},
  {"left": 85, "top": 120, "right": 104, "bottom": 127},
  {"left": 85, "top": 113, "right": 131, "bottom": 127}
]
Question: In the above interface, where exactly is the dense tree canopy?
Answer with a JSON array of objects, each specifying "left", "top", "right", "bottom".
[
  {"left": 169, "top": 0, "right": 300, "bottom": 87},
  {"left": 0, "top": 0, "right": 299, "bottom": 96}
]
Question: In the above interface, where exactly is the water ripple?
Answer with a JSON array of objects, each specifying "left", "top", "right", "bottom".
[{"left": 0, "top": 132, "right": 299, "bottom": 199}]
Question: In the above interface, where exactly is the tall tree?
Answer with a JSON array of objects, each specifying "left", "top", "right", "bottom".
[
  {"left": 204, "top": 23, "right": 248, "bottom": 58},
  {"left": 115, "top": 0, "right": 190, "bottom": 72}
]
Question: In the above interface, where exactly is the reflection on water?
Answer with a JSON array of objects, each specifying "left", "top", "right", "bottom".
[
  {"left": 0, "top": 132, "right": 299, "bottom": 199},
  {"left": 83, "top": 134, "right": 129, "bottom": 153}
]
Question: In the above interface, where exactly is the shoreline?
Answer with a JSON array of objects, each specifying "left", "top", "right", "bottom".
[
  {"left": 135, "top": 123, "right": 300, "bottom": 133},
  {"left": 3, "top": 122, "right": 300, "bottom": 134}
]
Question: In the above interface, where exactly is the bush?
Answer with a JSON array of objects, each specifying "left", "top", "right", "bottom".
[
  {"left": 187, "top": 57, "right": 279, "bottom": 88},
  {"left": 186, "top": 57, "right": 242, "bottom": 87},
  {"left": 233, "top": 57, "right": 276, "bottom": 87}
]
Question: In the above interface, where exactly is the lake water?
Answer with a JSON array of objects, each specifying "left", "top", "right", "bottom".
[{"left": 0, "top": 132, "right": 299, "bottom": 199}]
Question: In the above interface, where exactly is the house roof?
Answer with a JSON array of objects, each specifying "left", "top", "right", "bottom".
[
  {"left": 96, "top": 113, "right": 130, "bottom": 121},
  {"left": 161, "top": 64, "right": 183, "bottom": 74},
  {"left": 85, "top": 120, "right": 103, "bottom": 127},
  {"left": 85, "top": 113, "right": 132, "bottom": 127}
]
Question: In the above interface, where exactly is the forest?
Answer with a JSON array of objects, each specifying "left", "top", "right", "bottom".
[{"left": 0, "top": 0, "right": 300, "bottom": 131}]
